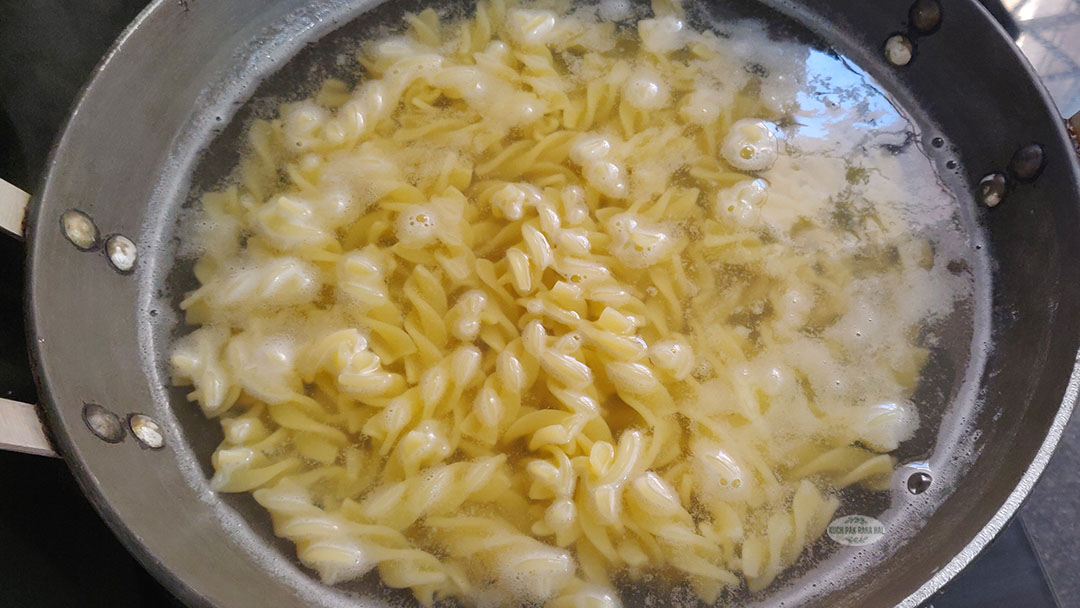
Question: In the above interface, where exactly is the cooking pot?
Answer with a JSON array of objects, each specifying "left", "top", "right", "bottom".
[{"left": 0, "top": 0, "right": 1078, "bottom": 606}]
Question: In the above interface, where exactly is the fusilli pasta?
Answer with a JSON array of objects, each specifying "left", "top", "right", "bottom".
[{"left": 172, "top": 0, "right": 960, "bottom": 605}]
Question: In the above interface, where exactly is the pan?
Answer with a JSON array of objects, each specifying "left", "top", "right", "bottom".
[{"left": 0, "top": 0, "right": 1077, "bottom": 606}]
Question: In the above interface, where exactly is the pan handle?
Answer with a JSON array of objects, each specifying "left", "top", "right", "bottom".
[
  {"left": 0, "top": 178, "right": 28, "bottom": 238},
  {"left": 1068, "top": 110, "right": 1080, "bottom": 152},
  {"left": 0, "top": 178, "right": 58, "bottom": 457},
  {"left": 1, "top": 398, "right": 56, "bottom": 458}
]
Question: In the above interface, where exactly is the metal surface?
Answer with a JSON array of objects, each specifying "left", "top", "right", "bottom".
[
  {"left": 0, "top": 397, "right": 56, "bottom": 457},
  {"left": 17, "top": 1, "right": 1080, "bottom": 608},
  {"left": 1008, "top": 4, "right": 1080, "bottom": 604},
  {"left": 0, "top": 179, "right": 28, "bottom": 237},
  {"left": 0, "top": 179, "right": 56, "bottom": 458}
]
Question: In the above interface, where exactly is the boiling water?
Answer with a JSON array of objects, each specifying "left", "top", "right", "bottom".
[{"left": 141, "top": 1, "right": 990, "bottom": 607}]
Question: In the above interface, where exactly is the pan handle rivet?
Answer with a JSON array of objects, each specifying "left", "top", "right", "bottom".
[
  {"left": 907, "top": 471, "right": 932, "bottom": 494},
  {"left": 884, "top": 34, "right": 914, "bottom": 67},
  {"left": 909, "top": 0, "right": 942, "bottom": 34},
  {"left": 1009, "top": 143, "right": 1046, "bottom": 183},
  {"left": 105, "top": 234, "right": 138, "bottom": 273},
  {"left": 60, "top": 210, "right": 100, "bottom": 250},
  {"left": 977, "top": 173, "right": 1007, "bottom": 207},
  {"left": 128, "top": 414, "right": 165, "bottom": 450},
  {"left": 82, "top": 403, "right": 126, "bottom": 443}
]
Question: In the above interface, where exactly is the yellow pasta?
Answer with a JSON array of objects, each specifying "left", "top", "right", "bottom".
[{"left": 171, "top": 1, "right": 962, "bottom": 606}]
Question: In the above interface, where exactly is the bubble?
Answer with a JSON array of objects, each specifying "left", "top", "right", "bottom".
[
  {"left": 394, "top": 205, "right": 439, "bottom": 246},
  {"left": 721, "top": 119, "right": 778, "bottom": 171},
  {"left": 623, "top": 67, "right": 670, "bottom": 110},
  {"left": 598, "top": 0, "right": 632, "bottom": 22}
]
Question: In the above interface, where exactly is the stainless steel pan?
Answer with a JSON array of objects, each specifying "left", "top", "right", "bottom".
[{"left": 1, "top": 0, "right": 1078, "bottom": 606}]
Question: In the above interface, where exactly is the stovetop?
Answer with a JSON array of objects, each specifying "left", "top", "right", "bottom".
[{"left": 0, "top": 2, "right": 1073, "bottom": 607}]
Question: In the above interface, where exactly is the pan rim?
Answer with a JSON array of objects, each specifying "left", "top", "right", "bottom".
[
  {"left": 24, "top": 4, "right": 218, "bottom": 607},
  {"left": 888, "top": 0, "right": 1080, "bottom": 603}
]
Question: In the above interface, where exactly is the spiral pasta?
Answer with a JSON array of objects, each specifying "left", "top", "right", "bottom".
[{"left": 172, "top": 0, "right": 960, "bottom": 605}]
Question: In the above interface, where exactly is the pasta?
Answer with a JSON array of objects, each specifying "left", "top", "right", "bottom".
[{"left": 172, "top": 1, "right": 963, "bottom": 605}]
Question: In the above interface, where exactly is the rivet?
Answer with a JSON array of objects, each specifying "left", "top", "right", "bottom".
[
  {"left": 105, "top": 234, "right": 138, "bottom": 273},
  {"left": 60, "top": 210, "right": 99, "bottom": 250},
  {"left": 1009, "top": 142, "right": 1046, "bottom": 182},
  {"left": 82, "top": 403, "right": 125, "bottom": 443},
  {"left": 910, "top": 0, "right": 942, "bottom": 34},
  {"left": 931, "top": 137, "right": 945, "bottom": 149},
  {"left": 128, "top": 414, "right": 165, "bottom": 449},
  {"left": 885, "top": 34, "right": 914, "bottom": 66},
  {"left": 907, "top": 471, "right": 932, "bottom": 494},
  {"left": 946, "top": 159, "right": 958, "bottom": 170},
  {"left": 978, "top": 173, "right": 1008, "bottom": 208}
]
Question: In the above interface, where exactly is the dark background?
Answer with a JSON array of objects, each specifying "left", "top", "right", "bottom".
[{"left": 0, "top": 1, "right": 1062, "bottom": 607}]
